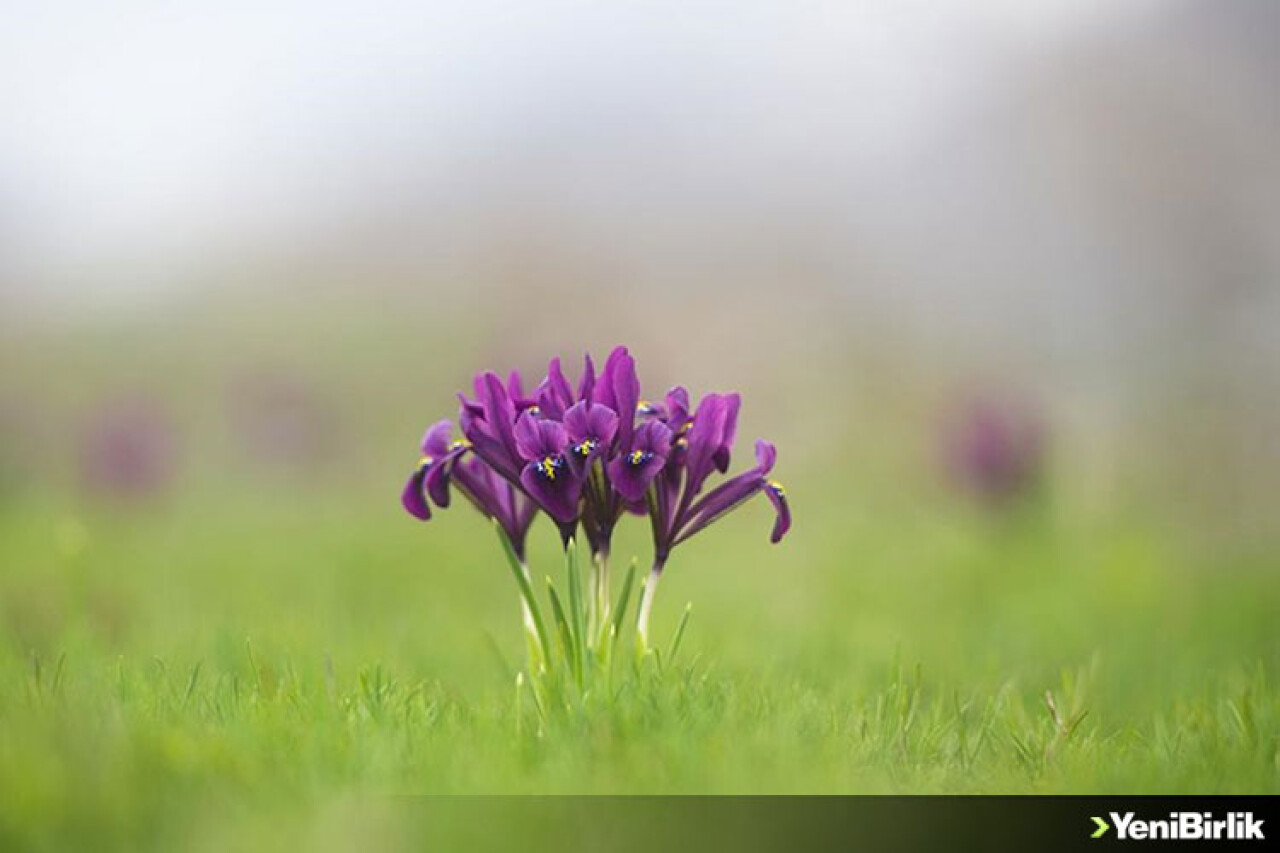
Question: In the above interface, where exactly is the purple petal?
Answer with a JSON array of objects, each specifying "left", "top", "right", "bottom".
[
  {"left": 674, "top": 443, "right": 785, "bottom": 545},
  {"left": 675, "top": 471, "right": 762, "bottom": 544},
  {"left": 520, "top": 458, "right": 581, "bottom": 523},
  {"left": 633, "top": 418, "right": 673, "bottom": 454},
  {"left": 478, "top": 372, "right": 520, "bottom": 462},
  {"left": 664, "top": 386, "right": 690, "bottom": 425},
  {"left": 712, "top": 393, "right": 741, "bottom": 473},
  {"left": 421, "top": 419, "right": 454, "bottom": 457},
  {"left": 563, "top": 401, "right": 619, "bottom": 478},
  {"left": 563, "top": 401, "right": 618, "bottom": 446},
  {"left": 536, "top": 357, "right": 574, "bottom": 419},
  {"left": 514, "top": 411, "right": 568, "bottom": 460},
  {"left": 754, "top": 439, "right": 777, "bottom": 474},
  {"left": 591, "top": 347, "right": 622, "bottom": 409},
  {"left": 683, "top": 393, "right": 728, "bottom": 494},
  {"left": 607, "top": 445, "right": 667, "bottom": 503},
  {"left": 507, "top": 370, "right": 526, "bottom": 402},
  {"left": 765, "top": 479, "right": 791, "bottom": 543},
  {"left": 401, "top": 464, "right": 431, "bottom": 520},
  {"left": 425, "top": 444, "right": 468, "bottom": 507},
  {"left": 610, "top": 350, "right": 640, "bottom": 452},
  {"left": 577, "top": 353, "right": 596, "bottom": 402}
]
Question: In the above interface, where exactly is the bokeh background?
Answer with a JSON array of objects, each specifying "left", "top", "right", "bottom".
[{"left": 1, "top": 0, "right": 1278, "bottom": 844}]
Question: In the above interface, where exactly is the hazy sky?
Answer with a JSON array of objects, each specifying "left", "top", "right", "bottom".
[{"left": 0, "top": 0, "right": 1143, "bottom": 298}]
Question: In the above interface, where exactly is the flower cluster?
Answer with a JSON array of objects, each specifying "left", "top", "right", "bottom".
[{"left": 401, "top": 346, "right": 790, "bottom": 645}]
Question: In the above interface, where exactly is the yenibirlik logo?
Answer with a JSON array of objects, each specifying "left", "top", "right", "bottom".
[{"left": 1091, "top": 812, "right": 1265, "bottom": 842}]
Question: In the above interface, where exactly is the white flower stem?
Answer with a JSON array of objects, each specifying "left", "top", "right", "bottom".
[
  {"left": 636, "top": 565, "right": 662, "bottom": 650},
  {"left": 591, "top": 550, "right": 610, "bottom": 642}
]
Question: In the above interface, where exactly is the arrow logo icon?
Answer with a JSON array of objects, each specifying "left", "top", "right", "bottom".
[{"left": 1091, "top": 816, "right": 1110, "bottom": 839}]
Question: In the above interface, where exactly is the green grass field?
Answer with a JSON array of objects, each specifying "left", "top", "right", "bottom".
[{"left": 1, "top": 321, "right": 1277, "bottom": 850}]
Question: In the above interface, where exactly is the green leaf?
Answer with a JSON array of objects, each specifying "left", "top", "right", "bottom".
[
  {"left": 612, "top": 558, "right": 637, "bottom": 637},
  {"left": 545, "top": 576, "right": 579, "bottom": 679},
  {"left": 494, "top": 522, "right": 552, "bottom": 666}
]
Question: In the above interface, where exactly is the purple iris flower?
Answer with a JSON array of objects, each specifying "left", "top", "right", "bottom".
[
  {"left": 399, "top": 345, "right": 791, "bottom": 649},
  {"left": 607, "top": 419, "right": 673, "bottom": 503},
  {"left": 400, "top": 419, "right": 537, "bottom": 560},
  {"left": 562, "top": 400, "right": 617, "bottom": 479},
  {"left": 640, "top": 391, "right": 790, "bottom": 569},
  {"left": 514, "top": 411, "right": 581, "bottom": 524}
]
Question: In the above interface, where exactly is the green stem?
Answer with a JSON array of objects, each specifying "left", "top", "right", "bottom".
[{"left": 494, "top": 522, "right": 552, "bottom": 668}]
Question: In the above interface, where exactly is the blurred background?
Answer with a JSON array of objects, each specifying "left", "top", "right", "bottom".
[
  {"left": 0, "top": 0, "right": 1278, "bottom": 827},
  {"left": 4, "top": 0, "right": 1278, "bottom": 548}
]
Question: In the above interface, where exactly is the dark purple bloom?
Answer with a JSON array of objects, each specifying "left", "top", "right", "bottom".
[
  {"left": 562, "top": 399, "right": 617, "bottom": 479},
  {"left": 514, "top": 412, "right": 581, "bottom": 523},
  {"left": 643, "top": 391, "right": 789, "bottom": 568},
  {"left": 607, "top": 418, "right": 672, "bottom": 503},
  {"left": 400, "top": 420, "right": 468, "bottom": 521},
  {"left": 399, "top": 345, "right": 791, "bottom": 639},
  {"left": 400, "top": 418, "right": 537, "bottom": 559}
]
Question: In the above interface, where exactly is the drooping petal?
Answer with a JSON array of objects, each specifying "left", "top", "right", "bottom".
[
  {"left": 673, "top": 439, "right": 777, "bottom": 545},
  {"left": 514, "top": 411, "right": 568, "bottom": 460},
  {"left": 764, "top": 479, "right": 791, "bottom": 543},
  {"left": 401, "top": 462, "right": 432, "bottom": 520},
  {"left": 520, "top": 457, "right": 581, "bottom": 523},
  {"left": 424, "top": 442, "right": 469, "bottom": 507},
  {"left": 674, "top": 472, "right": 761, "bottom": 544}
]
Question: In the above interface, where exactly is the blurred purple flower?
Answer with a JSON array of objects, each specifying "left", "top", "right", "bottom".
[
  {"left": 228, "top": 372, "right": 340, "bottom": 470},
  {"left": 942, "top": 394, "right": 1046, "bottom": 504},
  {"left": 77, "top": 397, "right": 177, "bottom": 502}
]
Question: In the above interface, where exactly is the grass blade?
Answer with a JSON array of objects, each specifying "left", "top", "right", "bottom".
[{"left": 667, "top": 603, "right": 692, "bottom": 665}]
